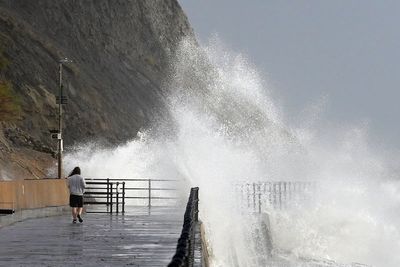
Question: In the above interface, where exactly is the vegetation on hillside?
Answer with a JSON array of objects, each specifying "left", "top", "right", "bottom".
[{"left": 0, "top": 42, "right": 20, "bottom": 121}]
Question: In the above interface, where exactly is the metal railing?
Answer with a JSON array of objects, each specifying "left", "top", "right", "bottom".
[
  {"left": 84, "top": 179, "right": 125, "bottom": 213},
  {"left": 168, "top": 187, "right": 199, "bottom": 267},
  {"left": 235, "top": 181, "right": 316, "bottom": 212},
  {"left": 84, "top": 178, "right": 180, "bottom": 212}
]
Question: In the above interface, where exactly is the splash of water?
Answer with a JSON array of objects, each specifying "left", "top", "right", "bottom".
[{"left": 63, "top": 37, "right": 400, "bottom": 267}]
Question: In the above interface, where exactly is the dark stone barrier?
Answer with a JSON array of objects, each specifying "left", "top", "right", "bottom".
[{"left": 168, "top": 187, "right": 199, "bottom": 267}]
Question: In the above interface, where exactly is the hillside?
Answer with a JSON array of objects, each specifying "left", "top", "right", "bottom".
[{"left": 0, "top": 0, "right": 194, "bottom": 179}]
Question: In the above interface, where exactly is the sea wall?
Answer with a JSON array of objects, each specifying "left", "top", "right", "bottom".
[{"left": 0, "top": 178, "right": 68, "bottom": 210}]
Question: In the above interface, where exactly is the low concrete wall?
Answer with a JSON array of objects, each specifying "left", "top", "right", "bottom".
[
  {"left": 0, "top": 179, "right": 69, "bottom": 210},
  {"left": 0, "top": 205, "right": 69, "bottom": 228}
]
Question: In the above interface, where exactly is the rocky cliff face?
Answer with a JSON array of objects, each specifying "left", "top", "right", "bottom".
[{"left": 0, "top": 0, "right": 194, "bottom": 178}]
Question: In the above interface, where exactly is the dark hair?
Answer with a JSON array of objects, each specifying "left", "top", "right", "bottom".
[{"left": 69, "top": 167, "right": 81, "bottom": 176}]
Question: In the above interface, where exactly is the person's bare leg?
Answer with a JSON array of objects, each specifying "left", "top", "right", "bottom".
[
  {"left": 72, "top": 208, "right": 77, "bottom": 221},
  {"left": 77, "top": 207, "right": 83, "bottom": 223}
]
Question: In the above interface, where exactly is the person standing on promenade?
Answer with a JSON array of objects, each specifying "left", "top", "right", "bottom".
[{"left": 67, "top": 167, "right": 86, "bottom": 223}]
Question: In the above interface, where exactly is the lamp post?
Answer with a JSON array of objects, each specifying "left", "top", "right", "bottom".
[{"left": 57, "top": 58, "right": 71, "bottom": 179}]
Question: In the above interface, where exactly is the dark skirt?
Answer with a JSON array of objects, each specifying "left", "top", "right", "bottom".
[{"left": 69, "top": 194, "right": 83, "bottom": 208}]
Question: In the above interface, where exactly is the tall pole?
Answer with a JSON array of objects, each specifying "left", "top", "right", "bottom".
[
  {"left": 58, "top": 62, "right": 63, "bottom": 179},
  {"left": 57, "top": 58, "right": 71, "bottom": 179}
]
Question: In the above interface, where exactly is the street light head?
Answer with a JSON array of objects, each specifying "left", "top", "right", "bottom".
[{"left": 59, "top": 58, "right": 72, "bottom": 64}]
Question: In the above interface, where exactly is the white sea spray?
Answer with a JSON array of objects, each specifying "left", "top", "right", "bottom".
[{"left": 63, "top": 37, "right": 400, "bottom": 267}]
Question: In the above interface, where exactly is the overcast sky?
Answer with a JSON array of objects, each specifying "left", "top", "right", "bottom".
[{"left": 179, "top": 1, "right": 400, "bottom": 151}]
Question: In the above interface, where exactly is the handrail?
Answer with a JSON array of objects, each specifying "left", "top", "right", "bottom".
[
  {"left": 168, "top": 187, "right": 199, "bottom": 267},
  {"left": 42, "top": 177, "right": 180, "bottom": 181},
  {"left": 86, "top": 178, "right": 179, "bottom": 207},
  {"left": 85, "top": 178, "right": 179, "bottom": 182},
  {"left": 83, "top": 179, "right": 125, "bottom": 214}
]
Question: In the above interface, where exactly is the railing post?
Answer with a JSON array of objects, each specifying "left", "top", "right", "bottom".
[
  {"left": 283, "top": 182, "right": 287, "bottom": 209},
  {"left": 148, "top": 179, "right": 151, "bottom": 208},
  {"left": 258, "top": 183, "right": 261, "bottom": 213},
  {"left": 240, "top": 184, "right": 244, "bottom": 209},
  {"left": 246, "top": 183, "right": 250, "bottom": 208},
  {"left": 110, "top": 183, "right": 113, "bottom": 214},
  {"left": 252, "top": 182, "right": 256, "bottom": 211},
  {"left": 272, "top": 183, "right": 275, "bottom": 208},
  {"left": 279, "top": 182, "right": 282, "bottom": 210},
  {"left": 268, "top": 182, "right": 272, "bottom": 206},
  {"left": 122, "top": 182, "right": 125, "bottom": 213},
  {"left": 116, "top": 182, "right": 119, "bottom": 214},
  {"left": 106, "top": 178, "right": 110, "bottom": 207}
]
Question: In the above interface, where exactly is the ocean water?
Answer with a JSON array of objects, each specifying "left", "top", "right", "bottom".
[{"left": 63, "top": 37, "right": 400, "bottom": 267}]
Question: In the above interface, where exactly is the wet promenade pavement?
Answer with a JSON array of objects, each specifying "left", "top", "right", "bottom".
[{"left": 0, "top": 206, "right": 184, "bottom": 267}]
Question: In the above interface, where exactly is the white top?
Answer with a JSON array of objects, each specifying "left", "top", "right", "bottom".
[{"left": 67, "top": 174, "right": 86, "bottom": 196}]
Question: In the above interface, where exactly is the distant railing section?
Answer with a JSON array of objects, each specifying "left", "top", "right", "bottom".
[
  {"left": 168, "top": 187, "right": 199, "bottom": 267},
  {"left": 84, "top": 178, "right": 180, "bottom": 212},
  {"left": 235, "top": 181, "right": 316, "bottom": 212}
]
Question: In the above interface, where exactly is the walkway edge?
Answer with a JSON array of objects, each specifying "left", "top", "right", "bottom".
[
  {"left": 0, "top": 205, "right": 69, "bottom": 228},
  {"left": 200, "top": 221, "right": 211, "bottom": 267}
]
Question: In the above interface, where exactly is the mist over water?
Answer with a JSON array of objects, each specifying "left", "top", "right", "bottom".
[{"left": 64, "top": 38, "right": 400, "bottom": 267}]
